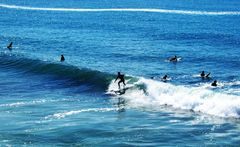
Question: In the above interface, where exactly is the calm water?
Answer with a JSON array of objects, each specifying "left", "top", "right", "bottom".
[{"left": 0, "top": 0, "right": 240, "bottom": 146}]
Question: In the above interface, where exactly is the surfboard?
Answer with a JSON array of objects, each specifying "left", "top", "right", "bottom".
[
  {"left": 109, "top": 85, "right": 135, "bottom": 95},
  {"left": 112, "top": 87, "right": 130, "bottom": 95}
]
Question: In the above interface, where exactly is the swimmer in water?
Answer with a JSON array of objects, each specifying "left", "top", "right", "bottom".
[{"left": 211, "top": 80, "right": 217, "bottom": 87}]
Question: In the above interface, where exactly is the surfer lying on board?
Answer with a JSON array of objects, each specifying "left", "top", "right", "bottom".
[
  {"left": 114, "top": 72, "right": 126, "bottom": 89},
  {"left": 169, "top": 55, "right": 177, "bottom": 62}
]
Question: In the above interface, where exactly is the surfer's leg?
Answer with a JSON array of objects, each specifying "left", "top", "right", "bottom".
[{"left": 118, "top": 81, "right": 121, "bottom": 89}]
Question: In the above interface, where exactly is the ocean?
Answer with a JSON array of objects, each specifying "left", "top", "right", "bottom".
[{"left": 0, "top": 0, "right": 240, "bottom": 146}]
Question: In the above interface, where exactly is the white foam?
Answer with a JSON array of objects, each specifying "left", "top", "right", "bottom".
[
  {"left": 1, "top": 4, "right": 240, "bottom": 16},
  {"left": 0, "top": 99, "right": 48, "bottom": 107},
  {"left": 106, "top": 79, "right": 134, "bottom": 95},
  {"left": 45, "top": 107, "right": 117, "bottom": 119},
  {"left": 107, "top": 78, "right": 240, "bottom": 118},
  {"left": 223, "top": 81, "right": 240, "bottom": 86},
  {"left": 0, "top": 99, "right": 65, "bottom": 107}
]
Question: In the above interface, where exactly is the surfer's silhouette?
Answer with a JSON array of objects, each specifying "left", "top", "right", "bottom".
[
  {"left": 60, "top": 55, "right": 65, "bottom": 62},
  {"left": 200, "top": 71, "right": 211, "bottom": 78},
  {"left": 200, "top": 71, "right": 205, "bottom": 77},
  {"left": 169, "top": 55, "right": 177, "bottom": 62},
  {"left": 211, "top": 80, "right": 217, "bottom": 87},
  {"left": 7, "top": 42, "right": 13, "bottom": 50},
  {"left": 114, "top": 72, "right": 126, "bottom": 89},
  {"left": 162, "top": 75, "right": 168, "bottom": 80},
  {"left": 162, "top": 75, "right": 169, "bottom": 82}
]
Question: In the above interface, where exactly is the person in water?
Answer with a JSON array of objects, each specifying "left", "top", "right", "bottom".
[
  {"left": 7, "top": 42, "right": 13, "bottom": 50},
  {"left": 114, "top": 72, "right": 126, "bottom": 89},
  {"left": 169, "top": 55, "right": 177, "bottom": 62},
  {"left": 60, "top": 55, "right": 65, "bottom": 62},
  {"left": 200, "top": 71, "right": 205, "bottom": 77},
  {"left": 200, "top": 71, "right": 211, "bottom": 78},
  {"left": 211, "top": 80, "right": 217, "bottom": 86},
  {"left": 162, "top": 75, "right": 168, "bottom": 80}
]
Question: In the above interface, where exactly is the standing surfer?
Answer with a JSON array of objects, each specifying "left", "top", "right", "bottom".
[{"left": 114, "top": 72, "right": 126, "bottom": 89}]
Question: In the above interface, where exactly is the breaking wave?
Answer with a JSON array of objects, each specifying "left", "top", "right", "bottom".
[
  {"left": 1, "top": 53, "right": 239, "bottom": 119},
  {"left": 107, "top": 78, "right": 240, "bottom": 118}
]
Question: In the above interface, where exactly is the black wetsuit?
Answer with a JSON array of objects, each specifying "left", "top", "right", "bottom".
[
  {"left": 115, "top": 74, "right": 126, "bottom": 89},
  {"left": 7, "top": 42, "right": 13, "bottom": 50},
  {"left": 163, "top": 75, "right": 168, "bottom": 80},
  {"left": 201, "top": 71, "right": 205, "bottom": 77},
  {"left": 211, "top": 81, "right": 217, "bottom": 86},
  {"left": 170, "top": 56, "right": 177, "bottom": 62},
  {"left": 60, "top": 55, "right": 65, "bottom": 62}
]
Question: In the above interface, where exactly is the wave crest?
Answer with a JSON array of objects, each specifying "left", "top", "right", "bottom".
[
  {"left": 1, "top": 4, "right": 240, "bottom": 16},
  {"left": 0, "top": 54, "right": 114, "bottom": 91}
]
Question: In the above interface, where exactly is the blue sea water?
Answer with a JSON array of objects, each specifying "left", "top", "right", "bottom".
[{"left": 0, "top": 0, "right": 240, "bottom": 146}]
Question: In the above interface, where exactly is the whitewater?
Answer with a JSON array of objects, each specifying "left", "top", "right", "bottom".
[
  {"left": 1, "top": 4, "right": 240, "bottom": 15},
  {"left": 107, "top": 77, "right": 240, "bottom": 118}
]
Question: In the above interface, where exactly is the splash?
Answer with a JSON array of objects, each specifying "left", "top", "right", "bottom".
[{"left": 107, "top": 78, "right": 240, "bottom": 118}]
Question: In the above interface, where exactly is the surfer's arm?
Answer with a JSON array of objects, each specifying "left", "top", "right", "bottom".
[
  {"left": 114, "top": 76, "right": 119, "bottom": 82},
  {"left": 206, "top": 73, "right": 211, "bottom": 77}
]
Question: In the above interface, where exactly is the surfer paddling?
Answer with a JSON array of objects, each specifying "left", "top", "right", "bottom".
[
  {"left": 200, "top": 71, "right": 210, "bottom": 78},
  {"left": 114, "top": 72, "right": 126, "bottom": 89},
  {"left": 169, "top": 55, "right": 178, "bottom": 62}
]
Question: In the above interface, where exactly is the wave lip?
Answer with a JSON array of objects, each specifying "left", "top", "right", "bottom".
[{"left": 1, "top": 4, "right": 240, "bottom": 16}]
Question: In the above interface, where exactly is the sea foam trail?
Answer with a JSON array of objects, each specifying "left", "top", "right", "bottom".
[
  {"left": 107, "top": 78, "right": 240, "bottom": 118},
  {"left": 45, "top": 108, "right": 118, "bottom": 119},
  {"left": 0, "top": 99, "right": 57, "bottom": 107},
  {"left": 0, "top": 4, "right": 240, "bottom": 16}
]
